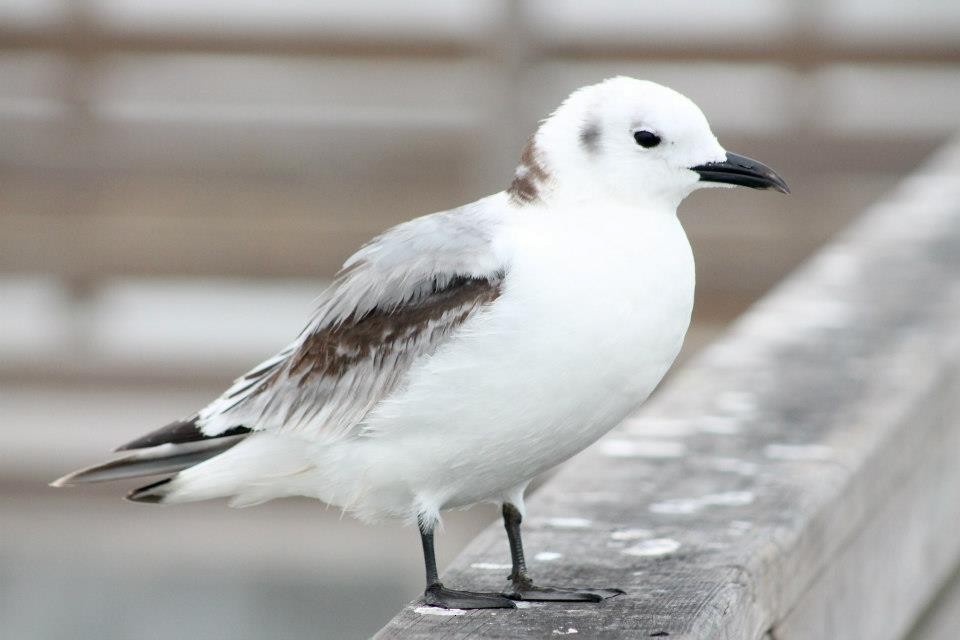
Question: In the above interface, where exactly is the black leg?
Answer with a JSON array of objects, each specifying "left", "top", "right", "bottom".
[
  {"left": 502, "top": 503, "right": 532, "bottom": 589},
  {"left": 501, "top": 503, "right": 624, "bottom": 602},
  {"left": 418, "top": 516, "right": 515, "bottom": 610}
]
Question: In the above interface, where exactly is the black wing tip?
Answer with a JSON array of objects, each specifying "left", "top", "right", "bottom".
[
  {"left": 115, "top": 418, "right": 202, "bottom": 451},
  {"left": 116, "top": 418, "right": 251, "bottom": 452},
  {"left": 126, "top": 477, "right": 173, "bottom": 504}
]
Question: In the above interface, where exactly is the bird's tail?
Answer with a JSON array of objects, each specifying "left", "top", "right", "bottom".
[
  {"left": 50, "top": 435, "right": 247, "bottom": 502},
  {"left": 52, "top": 417, "right": 314, "bottom": 507}
]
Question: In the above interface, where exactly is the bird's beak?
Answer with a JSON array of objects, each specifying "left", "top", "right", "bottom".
[{"left": 690, "top": 152, "right": 790, "bottom": 194}]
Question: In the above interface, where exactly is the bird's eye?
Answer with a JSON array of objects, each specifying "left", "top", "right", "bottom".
[{"left": 633, "top": 130, "right": 661, "bottom": 148}]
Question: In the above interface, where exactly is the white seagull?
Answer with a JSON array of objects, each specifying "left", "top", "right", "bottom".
[{"left": 54, "top": 77, "right": 788, "bottom": 609}]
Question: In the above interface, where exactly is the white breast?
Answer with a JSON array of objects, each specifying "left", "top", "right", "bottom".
[{"left": 329, "top": 202, "right": 695, "bottom": 519}]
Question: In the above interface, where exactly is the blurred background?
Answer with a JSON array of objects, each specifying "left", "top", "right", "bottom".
[{"left": 1, "top": 1, "right": 958, "bottom": 638}]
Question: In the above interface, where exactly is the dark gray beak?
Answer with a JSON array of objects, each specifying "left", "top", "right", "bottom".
[{"left": 691, "top": 152, "right": 790, "bottom": 194}]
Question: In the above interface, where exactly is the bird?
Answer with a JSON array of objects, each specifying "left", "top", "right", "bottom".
[{"left": 53, "top": 76, "right": 788, "bottom": 610}]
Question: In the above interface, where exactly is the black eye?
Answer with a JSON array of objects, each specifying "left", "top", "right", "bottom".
[{"left": 633, "top": 130, "right": 661, "bottom": 148}]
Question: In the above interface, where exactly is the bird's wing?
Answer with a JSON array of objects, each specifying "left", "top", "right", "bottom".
[{"left": 190, "top": 198, "right": 508, "bottom": 445}]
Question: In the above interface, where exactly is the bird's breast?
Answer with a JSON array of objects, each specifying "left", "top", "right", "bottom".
[
  {"left": 459, "top": 206, "right": 697, "bottom": 461},
  {"left": 505, "top": 206, "right": 695, "bottom": 367}
]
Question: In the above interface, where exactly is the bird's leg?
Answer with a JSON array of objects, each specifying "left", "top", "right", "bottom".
[
  {"left": 502, "top": 503, "right": 533, "bottom": 590},
  {"left": 500, "top": 503, "right": 624, "bottom": 602},
  {"left": 418, "top": 515, "right": 515, "bottom": 609}
]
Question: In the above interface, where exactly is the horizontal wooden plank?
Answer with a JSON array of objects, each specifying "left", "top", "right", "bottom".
[
  {"left": 0, "top": 136, "right": 936, "bottom": 279},
  {"left": 528, "top": 0, "right": 960, "bottom": 49},
  {"left": 539, "top": 41, "right": 960, "bottom": 65},
  {"left": 0, "top": 26, "right": 480, "bottom": 60},
  {"left": 5, "top": 1, "right": 960, "bottom": 55},
  {"left": 0, "top": 110, "right": 479, "bottom": 174},
  {"left": 2, "top": 27, "right": 960, "bottom": 65},
  {"left": 375, "top": 138, "right": 960, "bottom": 638}
]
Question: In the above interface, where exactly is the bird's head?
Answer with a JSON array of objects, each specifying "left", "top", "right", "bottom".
[{"left": 512, "top": 76, "right": 789, "bottom": 209}]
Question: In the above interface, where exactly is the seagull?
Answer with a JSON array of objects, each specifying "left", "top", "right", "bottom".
[{"left": 53, "top": 76, "right": 788, "bottom": 610}]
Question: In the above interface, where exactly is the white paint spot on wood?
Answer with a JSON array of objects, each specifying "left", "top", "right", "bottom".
[
  {"left": 728, "top": 520, "right": 754, "bottom": 536},
  {"left": 552, "top": 628, "right": 579, "bottom": 635},
  {"left": 650, "top": 491, "right": 755, "bottom": 514},
  {"left": 535, "top": 551, "right": 563, "bottom": 561},
  {"left": 765, "top": 443, "right": 834, "bottom": 461},
  {"left": 470, "top": 562, "right": 512, "bottom": 570},
  {"left": 414, "top": 606, "right": 465, "bottom": 616},
  {"left": 716, "top": 391, "right": 757, "bottom": 415},
  {"left": 622, "top": 538, "right": 681, "bottom": 557},
  {"left": 610, "top": 528, "right": 652, "bottom": 541},
  {"left": 707, "top": 457, "right": 759, "bottom": 476},
  {"left": 545, "top": 517, "right": 592, "bottom": 529},
  {"left": 698, "top": 415, "right": 742, "bottom": 434},
  {"left": 599, "top": 438, "right": 687, "bottom": 458},
  {"left": 623, "top": 417, "right": 693, "bottom": 437},
  {"left": 573, "top": 490, "right": 628, "bottom": 502}
]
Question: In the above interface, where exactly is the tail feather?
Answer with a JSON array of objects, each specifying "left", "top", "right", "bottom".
[
  {"left": 126, "top": 478, "right": 173, "bottom": 503},
  {"left": 50, "top": 435, "right": 247, "bottom": 488}
]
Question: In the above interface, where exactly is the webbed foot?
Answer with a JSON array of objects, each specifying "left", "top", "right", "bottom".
[
  {"left": 423, "top": 583, "right": 517, "bottom": 609},
  {"left": 503, "top": 583, "right": 624, "bottom": 602}
]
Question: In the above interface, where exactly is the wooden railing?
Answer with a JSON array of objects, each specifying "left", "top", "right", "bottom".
[{"left": 375, "top": 137, "right": 960, "bottom": 638}]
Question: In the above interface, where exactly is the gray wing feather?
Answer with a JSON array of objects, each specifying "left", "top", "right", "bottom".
[{"left": 196, "top": 197, "right": 509, "bottom": 443}]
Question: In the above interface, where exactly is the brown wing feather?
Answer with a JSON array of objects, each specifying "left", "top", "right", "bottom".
[
  {"left": 199, "top": 274, "right": 503, "bottom": 442},
  {"left": 289, "top": 276, "right": 501, "bottom": 383}
]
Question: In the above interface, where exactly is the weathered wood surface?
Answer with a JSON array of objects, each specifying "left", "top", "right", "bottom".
[
  {"left": 375, "top": 139, "right": 960, "bottom": 639},
  {"left": 910, "top": 568, "right": 960, "bottom": 640}
]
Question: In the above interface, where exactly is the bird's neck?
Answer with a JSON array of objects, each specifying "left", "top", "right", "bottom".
[
  {"left": 538, "top": 186, "right": 684, "bottom": 222},
  {"left": 509, "top": 195, "right": 682, "bottom": 244},
  {"left": 533, "top": 171, "right": 687, "bottom": 213}
]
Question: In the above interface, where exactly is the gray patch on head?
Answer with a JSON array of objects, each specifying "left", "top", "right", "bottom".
[{"left": 579, "top": 121, "right": 601, "bottom": 152}]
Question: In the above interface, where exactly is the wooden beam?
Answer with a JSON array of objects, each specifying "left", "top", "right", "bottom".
[
  {"left": 2, "top": 25, "right": 960, "bottom": 65},
  {"left": 375, "top": 137, "right": 960, "bottom": 637},
  {"left": 539, "top": 40, "right": 960, "bottom": 65},
  {"left": 0, "top": 26, "right": 477, "bottom": 59}
]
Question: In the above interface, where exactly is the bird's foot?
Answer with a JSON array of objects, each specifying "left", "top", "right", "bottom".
[
  {"left": 503, "top": 581, "right": 624, "bottom": 602},
  {"left": 423, "top": 583, "right": 517, "bottom": 609}
]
